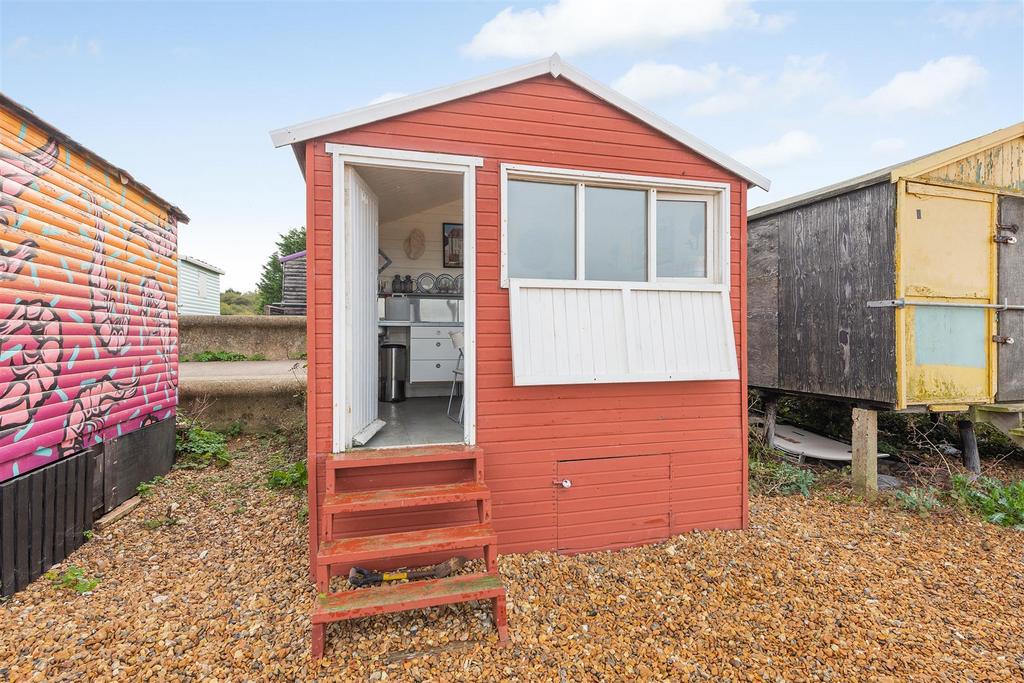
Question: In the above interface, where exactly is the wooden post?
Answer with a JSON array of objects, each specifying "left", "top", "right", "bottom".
[
  {"left": 762, "top": 393, "right": 779, "bottom": 448},
  {"left": 851, "top": 407, "right": 878, "bottom": 496},
  {"left": 958, "top": 419, "right": 981, "bottom": 475}
]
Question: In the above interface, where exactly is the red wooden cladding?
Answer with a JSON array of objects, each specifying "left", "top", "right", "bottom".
[{"left": 305, "top": 74, "right": 749, "bottom": 563}]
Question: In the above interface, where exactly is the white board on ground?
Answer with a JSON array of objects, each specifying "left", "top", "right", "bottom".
[{"left": 772, "top": 424, "right": 890, "bottom": 463}]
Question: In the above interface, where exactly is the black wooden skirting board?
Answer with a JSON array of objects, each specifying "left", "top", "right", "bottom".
[
  {"left": 0, "top": 451, "right": 95, "bottom": 597},
  {"left": 0, "top": 418, "right": 176, "bottom": 597}
]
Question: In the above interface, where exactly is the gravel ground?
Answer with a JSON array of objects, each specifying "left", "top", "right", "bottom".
[{"left": 2, "top": 440, "right": 1022, "bottom": 682}]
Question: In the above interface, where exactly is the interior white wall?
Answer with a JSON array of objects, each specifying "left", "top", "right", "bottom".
[{"left": 378, "top": 199, "right": 464, "bottom": 283}]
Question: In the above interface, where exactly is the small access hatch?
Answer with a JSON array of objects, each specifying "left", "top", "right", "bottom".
[{"left": 555, "top": 454, "right": 670, "bottom": 554}]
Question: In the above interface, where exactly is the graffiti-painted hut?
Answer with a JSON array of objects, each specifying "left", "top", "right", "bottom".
[{"left": 0, "top": 94, "right": 187, "bottom": 595}]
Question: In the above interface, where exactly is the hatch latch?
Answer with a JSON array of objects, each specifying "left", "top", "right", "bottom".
[
  {"left": 995, "top": 234, "right": 1018, "bottom": 244},
  {"left": 993, "top": 335, "right": 1015, "bottom": 345}
]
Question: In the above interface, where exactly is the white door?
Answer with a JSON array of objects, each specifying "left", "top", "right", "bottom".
[{"left": 348, "top": 168, "right": 385, "bottom": 446}]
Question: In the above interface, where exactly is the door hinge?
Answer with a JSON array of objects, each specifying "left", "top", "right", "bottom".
[
  {"left": 995, "top": 234, "right": 1018, "bottom": 244},
  {"left": 994, "top": 334, "right": 1015, "bottom": 344}
]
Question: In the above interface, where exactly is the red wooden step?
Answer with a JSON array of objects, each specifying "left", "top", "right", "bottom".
[
  {"left": 326, "top": 444, "right": 482, "bottom": 470},
  {"left": 317, "top": 523, "right": 496, "bottom": 567},
  {"left": 322, "top": 482, "right": 490, "bottom": 514},
  {"left": 312, "top": 572, "right": 504, "bottom": 624}
]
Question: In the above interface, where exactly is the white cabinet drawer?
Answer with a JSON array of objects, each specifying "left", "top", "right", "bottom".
[
  {"left": 411, "top": 336, "right": 460, "bottom": 360},
  {"left": 410, "top": 325, "right": 460, "bottom": 340},
  {"left": 410, "top": 359, "right": 460, "bottom": 383}
]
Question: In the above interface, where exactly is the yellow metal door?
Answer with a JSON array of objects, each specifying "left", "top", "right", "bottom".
[{"left": 896, "top": 181, "right": 997, "bottom": 408}]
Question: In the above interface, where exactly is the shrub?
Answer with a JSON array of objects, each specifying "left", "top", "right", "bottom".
[
  {"left": 175, "top": 427, "right": 232, "bottom": 469},
  {"left": 183, "top": 350, "right": 266, "bottom": 362},
  {"left": 267, "top": 460, "right": 307, "bottom": 491},
  {"left": 749, "top": 457, "right": 816, "bottom": 497},
  {"left": 951, "top": 475, "right": 1024, "bottom": 529},
  {"left": 893, "top": 487, "right": 943, "bottom": 515}
]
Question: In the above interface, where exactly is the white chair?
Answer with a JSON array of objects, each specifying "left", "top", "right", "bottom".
[{"left": 447, "top": 330, "right": 465, "bottom": 423}]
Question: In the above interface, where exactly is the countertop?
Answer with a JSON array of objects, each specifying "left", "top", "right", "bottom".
[{"left": 378, "top": 320, "right": 463, "bottom": 327}]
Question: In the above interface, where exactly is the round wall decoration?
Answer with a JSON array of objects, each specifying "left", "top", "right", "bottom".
[{"left": 403, "top": 228, "right": 426, "bottom": 260}]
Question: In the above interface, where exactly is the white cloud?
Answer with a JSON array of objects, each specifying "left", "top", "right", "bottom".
[
  {"left": 936, "top": 1, "right": 1022, "bottom": 37},
  {"left": 734, "top": 130, "right": 821, "bottom": 168},
  {"left": 775, "top": 54, "right": 830, "bottom": 101},
  {"left": 612, "top": 62, "right": 722, "bottom": 102},
  {"left": 5, "top": 35, "right": 101, "bottom": 59},
  {"left": 869, "top": 137, "right": 907, "bottom": 157},
  {"left": 462, "top": 0, "right": 787, "bottom": 59},
  {"left": 368, "top": 91, "right": 408, "bottom": 105},
  {"left": 685, "top": 86, "right": 757, "bottom": 116},
  {"left": 6, "top": 36, "right": 30, "bottom": 56},
  {"left": 834, "top": 55, "right": 987, "bottom": 114},
  {"left": 681, "top": 54, "right": 828, "bottom": 116}
]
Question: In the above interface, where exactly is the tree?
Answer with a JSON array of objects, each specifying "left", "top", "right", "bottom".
[
  {"left": 220, "top": 288, "right": 260, "bottom": 315},
  {"left": 256, "top": 226, "right": 306, "bottom": 311}
]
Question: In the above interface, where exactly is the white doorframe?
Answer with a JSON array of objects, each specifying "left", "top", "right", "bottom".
[{"left": 327, "top": 143, "right": 483, "bottom": 452}]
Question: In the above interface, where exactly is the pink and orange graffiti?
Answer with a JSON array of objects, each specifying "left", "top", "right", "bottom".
[{"left": 0, "top": 107, "right": 180, "bottom": 481}]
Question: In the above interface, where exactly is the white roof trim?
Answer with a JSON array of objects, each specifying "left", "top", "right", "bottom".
[
  {"left": 180, "top": 255, "right": 225, "bottom": 275},
  {"left": 269, "top": 54, "right": 770, "bottom": 190}
]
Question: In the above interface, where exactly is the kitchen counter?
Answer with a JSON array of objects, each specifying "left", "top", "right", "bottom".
[{"left": 378, "top": 320, "right": 464, "bottom": 327}]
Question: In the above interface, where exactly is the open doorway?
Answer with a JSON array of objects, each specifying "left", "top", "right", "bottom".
[{"left": 330, "top": 145, "right": 478, "bottom": 452}]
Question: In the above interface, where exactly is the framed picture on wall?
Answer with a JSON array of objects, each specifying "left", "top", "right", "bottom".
[{"left": 442, "top": 222, "right": 463, "bottom": 268}]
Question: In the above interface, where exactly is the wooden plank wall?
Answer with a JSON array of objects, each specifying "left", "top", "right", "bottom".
[
  {"left": 0, "top": 450, "right": 95, "bottom": 597},
  {"left": 749, "top": 181, "right": 898, "bottom": 405},
  {"left": 282, "top": 257, "right": 308, "bottom": 309},
  {"left": 997, "top": 195, "right": 1024, "bottom": 401},
  {"left": 307, "top": 74, "right": 749, "bottom": 557},
  {"left": 747, "top": 215, "right": 780, "bottom": 389}
]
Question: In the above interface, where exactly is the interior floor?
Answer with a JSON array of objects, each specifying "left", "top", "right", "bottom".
[{"left": 360, "top": 397, "right": 463, "bottom": 449}]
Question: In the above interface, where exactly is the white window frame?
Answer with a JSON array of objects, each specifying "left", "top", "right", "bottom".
[{"left": 499, "top": 164, "right": 730, "bottom": 292}]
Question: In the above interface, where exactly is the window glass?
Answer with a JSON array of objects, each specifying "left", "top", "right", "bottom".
[
  {"left": 584, "top": 186, "right": 647, "bottom": 282},
  {"left": 507, "top": 180, "right": 576, "bottom": 280},
  {"left": 657, "top": 199, "right": 707, "bottom": 278}
]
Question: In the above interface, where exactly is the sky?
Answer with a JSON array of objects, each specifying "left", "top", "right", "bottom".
[{"left": 2, "top": 0, "right": 1022, "bottom": 290}]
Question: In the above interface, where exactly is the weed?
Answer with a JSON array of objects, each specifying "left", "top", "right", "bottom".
[
  {"left": 222, "top": 421, "right": 245, "bottom": 439},
  {"left": 137, "top": 475, "right": 166, "bottom": 499},
  {"left": 142, "top": 516, "right": 180, "bottom": 530},
  {"left": 893, "top": 487, "right": 943, "bottom": 515},
  {"left": 297, "top": 503, "right": 309, "bottom": 523},
  {"left": 750, "top": 456, "right": 816, "bottom": 497},
  {"left": 183, "top": 350, "right": 266, "bottom": 362},
  {"left": 951, "top": 475, "right": 1024, "bottom": 529},
  {"left": 45, "top": 566, "right": 100, "bottom": 594},
  {"left": 176, "top": 426, "right": 232, "bottom": 469},
  {"left": 83, "top": 530, "right": 95, "bottom": 541},
  {"left": 267, "top": 459, "right": 307, "bottom": 491}
]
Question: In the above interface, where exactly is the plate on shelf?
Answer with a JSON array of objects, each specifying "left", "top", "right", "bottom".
[
  {"left": 435, "top": 273, "right": 455, "bottom": 294},
  {"left": 415, "top": 272, "right": 436, "bottom": 293},
  {"left": 453, "top": 274, "right": 464, "bottom": 293}
]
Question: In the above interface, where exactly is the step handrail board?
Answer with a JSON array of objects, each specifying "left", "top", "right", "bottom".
[
  {"left": 322, "top": 482, "right": 490, "bottom": 514},
  {"left": 317, "top": 523, "right": 496, "bottom": 566},
  {"left": 312, "top": 573, "right": 504, "bottom": 624}
]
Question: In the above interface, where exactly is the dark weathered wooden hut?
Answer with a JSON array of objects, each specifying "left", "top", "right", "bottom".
[
  {"left": 748, "top": 123, "right": 1024, "bottom": 487},
  {"left": 268, "top": 250, "right": 307, "bottom": 315}
]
